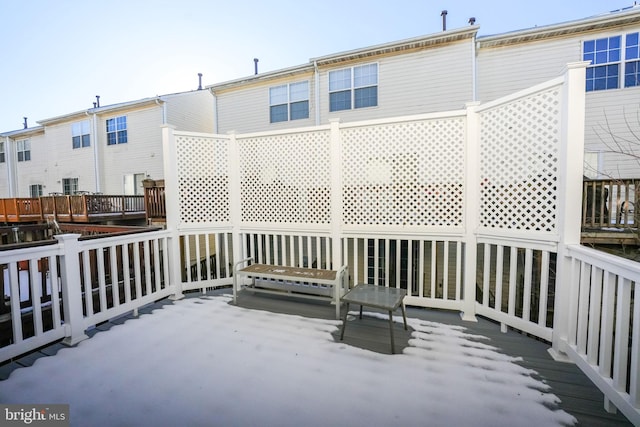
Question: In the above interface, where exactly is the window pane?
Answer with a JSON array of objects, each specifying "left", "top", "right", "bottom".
[
  {"left": 609, "top": 48, "right": 620, "bottom": 62},
  {"left": 82, "top": 134, "right": 91, "bottom": 147},
  {"left": 329, "top": 69, "right": 351, "bottom": 91},
  {"left": 355, "top": 86, "right": 378, "bottom": 108},
  {"left": 583, "top": 52, "right": 594, "bottom": 63},
  {"left": 625, "top": 60, "right": 640, "bottom": 87},
  {"left": 116, "top": 116, "right": 127, "bottom": 130},
  {"left": 289, "top": 81, "right": 308, "bottom": 102},
  {"left": 106, "top": 118, "right": 115, "bottom": 132},
  {"left": 107, "top": 133, "right": 117, "bottom": 145},
  {"left": 270, "top": 104, "right": 288, "bottom": 123},
  {"left": 329, "top": 91, "right": 351, "bottom": 112},
  {"left": 584, "top": 40, "right": 595, "bottom": 53},
  {"left": 595, "top": 38, "right": 608, "bottom": 51},
  {"left": 290, "top": 100, "right": 309, "bottom": 120},
  {"left": 117, "top": 130, "right": 128, "bottom": 144},
  {"left": 354, "top": 64, "right": 378, "bottom": 87},
  {"left": 270, "top": 85, "right": 288, "bottom": 105},
  {"left": 72, "top": 136, "right": 81, "bottom": 149}
]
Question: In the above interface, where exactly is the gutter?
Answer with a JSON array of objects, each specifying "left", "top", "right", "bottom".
[{"left": 314, "top": 60, "right": 320, "bottom": 126}]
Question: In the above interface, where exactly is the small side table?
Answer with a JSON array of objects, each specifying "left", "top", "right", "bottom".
[{"left": 339, "top": 284, "right": 408, "bottom": 354}]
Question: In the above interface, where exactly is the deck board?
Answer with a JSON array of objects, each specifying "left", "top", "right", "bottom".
[{"left": 0, "top": 287, "right": 633, "bottom": 426}]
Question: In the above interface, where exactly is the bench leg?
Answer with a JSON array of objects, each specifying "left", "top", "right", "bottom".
[
  {"left": 340, "top": 302, "right": 350, "bottom": 340},
  {"left": 401, "top": 302, "right": 408, "bottom": 330},
  {"left": 388, "top": 310, "right": 396, "bottom": 354}
]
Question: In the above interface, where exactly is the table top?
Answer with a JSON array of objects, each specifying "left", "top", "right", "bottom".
[
  {"left": 341, "top": 284, "right": 407, "bottom": 310},
  {"left": 239, "top": 263, "right": 337, "bottom": 281}
]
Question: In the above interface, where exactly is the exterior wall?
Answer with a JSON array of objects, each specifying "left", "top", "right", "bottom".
[
  {"left": 478, "top": 21, "right": 640, "bottom": 179},
  {"left": 98, "top": 105, "right": 165, "bottom": 193},
  {"left": 165, "top": 90, "right": 215, "bottom": 132},
  {"left": 215, "top": 71, "right": 316, "bottom": 134},
  {"left": 321, "top": 40, "right": 474, "bottom": 124},
  {"left": 13, "top": 131, "right": 56, "bottom": 196}
]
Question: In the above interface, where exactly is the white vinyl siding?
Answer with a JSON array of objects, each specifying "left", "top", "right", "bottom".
[
  {"left": 216, "top": 73, "right": 316, "bottom": 134},
  {"left": 321, "top": 40, "right": 474, "bottom": 123},
  {"left": 165, "top": 90, "right": 215, "bottom": 132},
  {"left": 100, "top": 106, "right": 164, "bottom": 194},
  {"left": 477, "top": 37, "right": 581, "bottom": 103}
]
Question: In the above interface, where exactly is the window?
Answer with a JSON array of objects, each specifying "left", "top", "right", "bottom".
[
  {"left": 29, "top": 184, "right": 43, "bottom": 198},
  {"left": 329, "top": 63, "right": 378, "bottom": 112},
  {"left": 72, "top": 120, "right": 91, "bottom": 149},
  {"left": 0, "top": 141, "right": 4, "bottom": 163},
  {"left": 269, "top": 81, "right": 309, "bottom": 123},
  {"left": 17, "top": 139, "right": 31, "bottom": 162},
  {"left": 584, "top": 32, "right": 640, "bottom": 91},
  {"left": 106, "top": 116, "right": 127, "bottom": 145},
  {"left": 62, "top": 178, "right": 78, "bottom": 195},
  {"left": 625, "top": 32, "right": 640, "bottom": 87}
]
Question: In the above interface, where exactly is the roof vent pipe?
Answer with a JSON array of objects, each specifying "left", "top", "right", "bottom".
[
  {"left": 254, "top": 58, "right": 259, "bottom": 75},
  {"left": 93, "top": 102, "right": 97, "bottom": 108},
  {"left": 441, "top": 10, "right": 447, "bottom": 31},
  {"left": 469, "top": 17, "right": 476, "bottom": 25},
  {"left": 198, "top": 73, "right": 203, "bottom": 90},
  {"left": 23, "top": 117, "right": 27, "bottom": 129},
  {"left": 96, "top": 95, "right": 100, "bottom": 108}
]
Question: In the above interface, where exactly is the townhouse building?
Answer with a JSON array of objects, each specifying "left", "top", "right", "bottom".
[
  {"left": 209, "top": 5, "right": 640, "bottom": 179},
  {"left": 1, "top": 5, "right": 639, "bottom": 199},
  {"left": 0, "top": 89, "right": 213, "bottom": 198}
]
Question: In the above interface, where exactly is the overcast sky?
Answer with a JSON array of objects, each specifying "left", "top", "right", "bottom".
[{"left": 0, "top": 0, "right": 633, "bottom": 132}]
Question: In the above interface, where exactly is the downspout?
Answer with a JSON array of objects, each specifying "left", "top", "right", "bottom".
[
  {"left": 314, "top": 61, "right": 320, "bottom": 125},
  {"left": 472, "top": 34, "right": 478, "bottom": 102},
  {"left": 211, "top": 88, "right": 219, "bottom": 133},
  {"left": 5, "top": 136, "right": 16, "bottom": 197},
  {"left": 156, "top": 98, "right": 166, "bottom": 124},
  {"left": 89, "top": 111, "right": 101, "bottom": 193}
]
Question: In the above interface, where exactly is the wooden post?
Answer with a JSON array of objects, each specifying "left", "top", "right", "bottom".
[{"left": 55, "top": 233, "right": 89, "bottom": 346}]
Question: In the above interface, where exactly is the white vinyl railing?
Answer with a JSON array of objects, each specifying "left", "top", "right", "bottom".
[
  {"left": 560, "top": 244, "right": 639, "bottom": 425},
  {"left": 0, "top": 230, "right": 174, "bottom": 362}
]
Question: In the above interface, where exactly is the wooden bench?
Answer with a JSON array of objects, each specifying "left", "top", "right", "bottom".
[{"left": 232, "top": 257, "right": 348, "bottom": 319}]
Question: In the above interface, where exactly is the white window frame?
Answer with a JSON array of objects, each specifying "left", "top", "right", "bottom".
[
  {"left": 16, "top": 139, "right": 31, "bottom": 162},
  {"left": 0, "top": 141, "right": 4, "bottom": 163},
  {"left": 106, "top": 116, "right": 128, "bottom": 145},
  {"left": 72, "top": 120, "right": 91, "bottom": 149},
  {"left": 329, "top": 63, "right": 378, "bottom": 112},
  {"left": 269, "top": 81, "right": 310, "bottom": 123},
  {"left": 583, "top": 31, "right": 640, "bottom": 91},
  {"left": 29, "top": 184, "right": 43, "bottom": 198},
  {"left": 62, "top": 178, "right": 78, "bottom": 195}
]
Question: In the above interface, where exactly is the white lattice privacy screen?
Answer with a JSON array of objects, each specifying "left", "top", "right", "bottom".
[
  {"left": 175, "top": 134, "right": 231, "bottom": 224},
  {"left": 238, "top": 130, "right": 332, "bottom": 225},
  {"left": 341, "top": 117, "right": 466, "bottom": 227},
  {"left": 478, "top": 84, "right": 562, "bottom": 232}
]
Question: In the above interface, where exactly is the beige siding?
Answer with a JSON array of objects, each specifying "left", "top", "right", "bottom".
[
  {"left": 165, "top": 90, "right": 215, "bottom": 132},
  {"left": 216, "top": 73, "right": 316, "bottom": 134},
  {"left": 477, "top": 37, "right": 580, "bottom": 103},
  {"left": 321, "top": 40, "right": 474, "bottom": 124},
  {"left": 99, "top": 105, "right": 165, "bottom": 193},
  {"left": 15, "top": 126, "right": 94, "bottom": 196},
  {"left": 585, "top": 88, "right": 640, "bottom": 178}
]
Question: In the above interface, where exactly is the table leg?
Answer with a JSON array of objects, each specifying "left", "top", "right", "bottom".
[
  {"left": 340, "top": 302, "right": 350, "bottom": 340},
  {"left": 388, "top": 310, "right": 395, "bottom": 354}
]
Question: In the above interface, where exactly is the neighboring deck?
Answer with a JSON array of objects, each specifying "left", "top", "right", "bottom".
[
  {"left": 0, "top": 288, "right": 632, "bottom": 426},
  {"left": 0, "top": 195, "right": 146, "bottom": 224}
]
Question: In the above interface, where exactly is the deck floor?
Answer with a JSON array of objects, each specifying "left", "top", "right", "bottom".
[{"left": 0, "top": 287, "right": 633, "bottom": 426}]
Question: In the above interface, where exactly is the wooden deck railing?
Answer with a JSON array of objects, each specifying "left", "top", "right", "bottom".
[
  {"left": 143, "top": 179, "right": 166, "bottom": 222},
  {"left": 0, "top": 195, "right": 145, "bottom": 223},
  {"left": 582, "top": 179, "right": 638, "bottom": 229}
]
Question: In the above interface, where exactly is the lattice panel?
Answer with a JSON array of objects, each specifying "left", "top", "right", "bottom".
[
  {"left": 479, "top": 86, "right": 561, "bottom": 232},
  {"left": 238, "top": 131, "right": 331, "bottom": 224},
  {"left": 341, "top": 118, "right": 466, "bottom": 227},
  {"left": 175, "top": 135, "right": 230, "bottom": 224}
]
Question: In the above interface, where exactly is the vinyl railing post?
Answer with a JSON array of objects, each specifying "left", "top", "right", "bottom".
[
  {"left": 550, "top": 61, "right": 588, "bottom": 361},
  {"left": 55, "top": 233, "right": 89, "bottom": 346},
  {"left": 461, "top": 102, "right": 481, "bottom": 322},
  {"left": 162, "top": 125, "right": 184, "bottom": 300}
]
